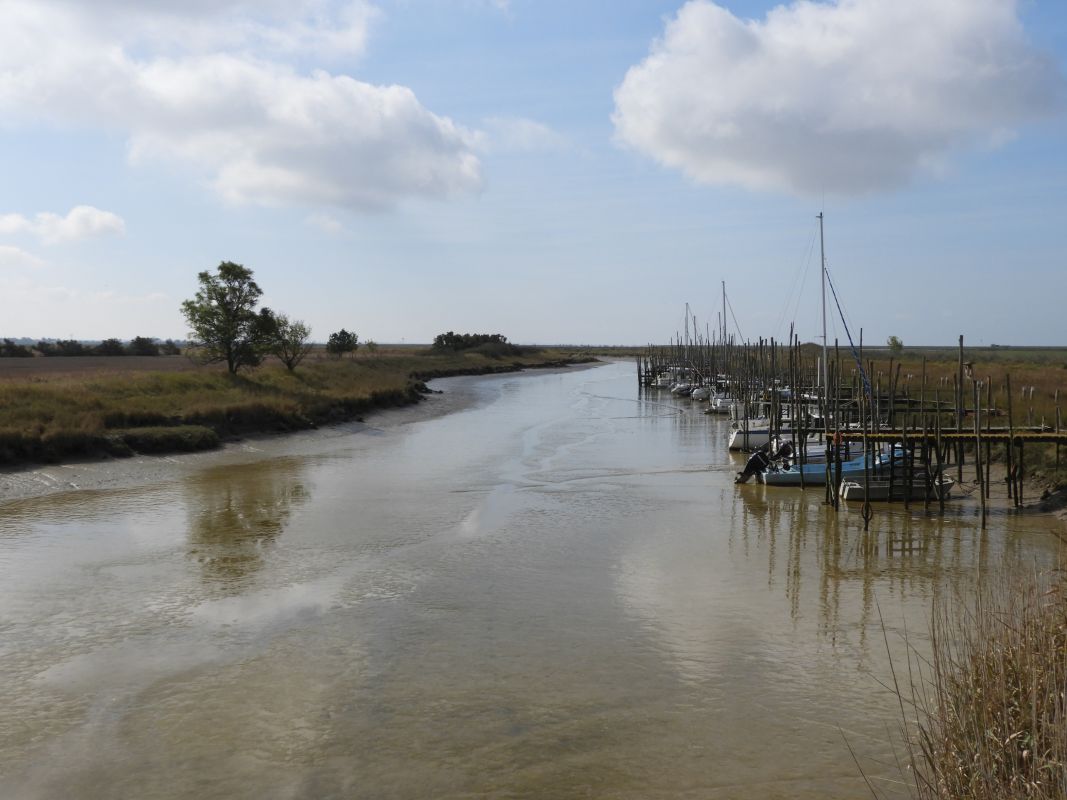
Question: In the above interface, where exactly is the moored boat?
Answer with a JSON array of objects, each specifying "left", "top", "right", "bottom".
[{"left": 839, "top": 476, "right": 955, "bottom": 501}]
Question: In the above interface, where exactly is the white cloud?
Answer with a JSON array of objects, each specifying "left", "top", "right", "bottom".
[
  {"left": 613, "top": 0, "right": 1065, "bottom": 195},
  {"left": 0, "top": 206, "right": 127, "bottom": 244},
  {"left": 0, "top": 275, "right": 174, "bottom": 337},
  {"left": 0, "top": 246, "right": 47, "bottom": 269},
  {"left": 481, "top": 116, "right": 568, "bottom": 153},
  {"left": 306, "top": 212, "right": 345, "bottom": 234},
  {"left": 0, "top": 1, "right": 483, "bottom": 211},
  {"left": 45, "top": 0, "right": 378, "bottom": 60}
]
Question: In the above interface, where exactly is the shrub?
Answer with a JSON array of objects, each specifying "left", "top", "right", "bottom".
[
  {"left": 326, "top": 329, "right": 358, "bottom": 359},
  {"left": 0, "top": 338, "right": 32, "bottom": 357},
  {"left": 432, "top": 331, "right": 511, "bottom": 353},
  {"left": 54, "top": 339, "right": 87, "bottom": 357},
  {"left": 95, "top": 338, "right": 126, "bottom": 356},
  {"left": 469, "top": 341, "right": 519, "bottom": 358},
  {"left": 127, "top": 336, "right": 160, "bottom": 356}
]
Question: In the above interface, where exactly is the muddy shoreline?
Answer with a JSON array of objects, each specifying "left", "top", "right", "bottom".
[
  {"left": 0, "top": 361, "right": 609, "bottom": 504},
  {"left": 0, "top": 369, "right": 527, "bottom": 504},
  {"left": 4, "top": 360, "right": 1063, "bottom": 532}
]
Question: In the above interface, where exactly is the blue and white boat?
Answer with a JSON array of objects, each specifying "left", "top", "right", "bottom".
[{"left": 759, "top": 445, "right": 899, "bottom": 487}]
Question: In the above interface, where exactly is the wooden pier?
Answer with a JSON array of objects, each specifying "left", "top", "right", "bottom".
[{"left": 639, "top": 331, "right": 1066, "bottom": 528}]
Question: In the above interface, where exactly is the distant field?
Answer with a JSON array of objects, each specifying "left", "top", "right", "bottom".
[
  {"left": 0, "top": 355, "right": 211, "bottom": 379},
  {"left": 866, "top": 345, "right": 1067, "bottom": 366}
]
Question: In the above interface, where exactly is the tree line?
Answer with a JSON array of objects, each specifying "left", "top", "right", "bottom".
[
  {"left": 181, "top": 261, "right": 363, "bottom": 374},
  {"left": 1, "top": 337, "right": 181, "bottom": 358},
  {"left": 432, "top": 331, "right": 512, "bottom": 353}
]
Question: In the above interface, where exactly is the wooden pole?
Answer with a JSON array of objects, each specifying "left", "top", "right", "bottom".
[
  {"left": 974, "top": 379, "right": 986, "bottom": 528},
  {"left": 1007, "top": 374, "right": 1016, "bottom": 506},
  {"left": 985, "top": 378, "right": 993, "bottom": 500},
  {"left": 956, "top": 334, "right": 965, "bottom": 480}
]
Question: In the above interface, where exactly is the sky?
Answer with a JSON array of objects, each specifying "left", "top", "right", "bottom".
[{"left": 0, "top": 0, "right": 1065, "bottom": 346}]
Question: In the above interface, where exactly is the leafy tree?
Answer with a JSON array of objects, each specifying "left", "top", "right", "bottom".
[
  {"left": 96, "top": 338, "right": 126, "bottom": 356},
  {"left": 887, "top": 335, "right": 904, "bottom": 355},
  {"left": 54, "top": 339, "right": 86, "bottom": 356},
  {"left": 432, "top": 331, "right": 510, "bottom": 352},
  {"left": 326, "top": 329, "right": 358, "bottom": 359},
  {"left": 180, "top": 261, "right": 276, "bottom": 374},
  {"left": 160, "top": 339, "right": 182, "bottom": 355},
  {"left": 1, "top": 338, "right": 32, "bottom": 357},
  {"left": 127, "top": 336, "right": 160, "bottom": 356},
  {"left": 364, "top": 340, "right": 379, "bottom": 358},
  {"left": 35, "top": 340, "right": 56, "bottom": 356},
  {"left": 271, "top": 314, "right": 313, "bottom": 372}
]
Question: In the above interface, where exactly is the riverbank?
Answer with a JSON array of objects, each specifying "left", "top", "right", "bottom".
[
  {"left": 0, "top": 363, "right": 603, "bottom": 504},
  {"left": 0, "top": 349, "right": 598, "bottom": 468}
]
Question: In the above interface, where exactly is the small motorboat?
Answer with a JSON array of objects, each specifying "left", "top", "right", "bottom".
[{"left": 839, "top": 476, "right": 955, "bottom": 501}]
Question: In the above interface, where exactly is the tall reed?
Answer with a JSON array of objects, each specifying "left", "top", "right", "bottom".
[{"left": 899, "top": 574, "right": 1067, "bottom": 799}]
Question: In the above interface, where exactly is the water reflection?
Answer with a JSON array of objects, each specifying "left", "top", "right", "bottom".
[
  {"left": 185, "top": 458, "right": 309, "bottom": 591},
  {"left": 3, "top": 363, "right": 1066, "bottom": 800},
  {"left": 734, "top": 484, "right": 1051, "bottom": 645}
]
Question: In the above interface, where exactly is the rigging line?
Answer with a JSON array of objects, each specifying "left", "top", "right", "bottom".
[
  {"left": 825, "top": 257, "right": 861, "bottom": 348},
  {"left": 824, "top": 266, "right": 873, "bottom": 402},
  {"left": 773, "top": 225, "right": 818, "bottom": 341},
  {"left": 789, "top": 228, "right": 818, "bottom": 340},
  {"left": 725, "top": 293, "right": 745, "bottom": 343}
]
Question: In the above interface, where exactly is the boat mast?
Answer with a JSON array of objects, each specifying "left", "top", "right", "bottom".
[
  {"left": 819, "top": 213, "right": 828, "bottom": 396},
  {"left": 721, "top": 281, "right": 726, "bottom": 345}
]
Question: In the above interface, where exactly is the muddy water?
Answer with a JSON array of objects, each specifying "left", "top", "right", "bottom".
[{"left": 0, "top": 361, "right": 1062, "bottom": 799}]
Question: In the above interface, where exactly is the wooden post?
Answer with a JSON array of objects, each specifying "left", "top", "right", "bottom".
[
  {"left": 1018, "top": 440, "right": 1025, "bottom": 507},
  {"left": 985, "top": 379, "right": 993, "bottom": 500},
  {"left": 1006, "top": 374, "right": 1016, "bottom": 506},
  {"left": 862, "top": 384, "right": 872, "bottom": 530},
  {"left": 956, "top": 334, "right": 965, "bottom": 478},
  {"left": 974, "top": 379, "right": 986, "bottom": 528},
  {"left": 934, "top": 385, "right": 945, "bottom": 514},
  {"left": 1056, "top": 389, "right": 1061, "bottom": 474}
]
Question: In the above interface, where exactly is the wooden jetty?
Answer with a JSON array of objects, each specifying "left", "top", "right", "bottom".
[{"left": 639, "top": 331, "right": 1066, "bottom": 529}]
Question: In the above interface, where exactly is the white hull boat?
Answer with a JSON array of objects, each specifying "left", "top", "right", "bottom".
[{"left": 839, "top": 476, "right": 954, "bottom": 501}]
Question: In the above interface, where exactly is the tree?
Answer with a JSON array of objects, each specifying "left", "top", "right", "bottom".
[
  {"left": 432, "top": 331, "right": 509, "bottom": 352},
  {"left": 54, "top": 339, "right": 86, "bottom": 356},
  {"left": 326, "top": 329, "right": 358, "bottom": 359},
  {"left": 127, "top": 336, "right": 160, "bottom": 356},
  {"left": 271, "top": 314, "right": 313, "bottom": 372},
  {"left": 95, "top": 338, "right": 126, "bottom": 356},
  {"left": 887, "top": 335, "right": 904, "bottom": 355},
  {"left": 180, "top": 261, "right": 276, "bottom": 374},
  {"left": 160, "top": 339, "right": 182, "bottom": 355},
  {"left": 364, "top": 340, "right": 379, "bottom": 358},
  {"left": 1, "top": 338, "right": 32, "bottom": 357}
]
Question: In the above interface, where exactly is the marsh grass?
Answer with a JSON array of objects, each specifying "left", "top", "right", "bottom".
[
  {"left": 0, "top": 349, "right": 591, "bottom": 463},
  {"left": 886, "top": 575, "right": 1067, "bottom": 799},
  {"left": 860, "top": 349, "right": 1067, "bottom": 486}
]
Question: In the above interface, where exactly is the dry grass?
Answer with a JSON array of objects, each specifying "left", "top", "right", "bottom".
[
  {"left": 857, "top": 348, "right": 1067, "bottom": 486},
  {"left": 895, "top": 575, "right": 1067, "bottom": 799},
  {"left": 0, "top": 348, "right": 594, "bottom": 463}
]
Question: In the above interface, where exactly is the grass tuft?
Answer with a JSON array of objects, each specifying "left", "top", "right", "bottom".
[{"left": 894, "top": 575, "right": 1067, "bottom": 800}]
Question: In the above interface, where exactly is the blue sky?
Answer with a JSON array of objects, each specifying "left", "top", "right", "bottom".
[{"left": 0, "top": 0, "right": 1064, "bottom": 346}]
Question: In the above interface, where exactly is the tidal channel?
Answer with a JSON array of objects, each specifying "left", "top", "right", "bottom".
[{"left": 1, "top": 360, "right": 1062, "bottom": 798}]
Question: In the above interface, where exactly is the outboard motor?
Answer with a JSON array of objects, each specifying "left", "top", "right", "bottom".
[
  {"left": 770, "top": 440, "right": 794, "bottom": 470},
  {"left": 735, "top": 450, "right": 770, "bottom": 484}
]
